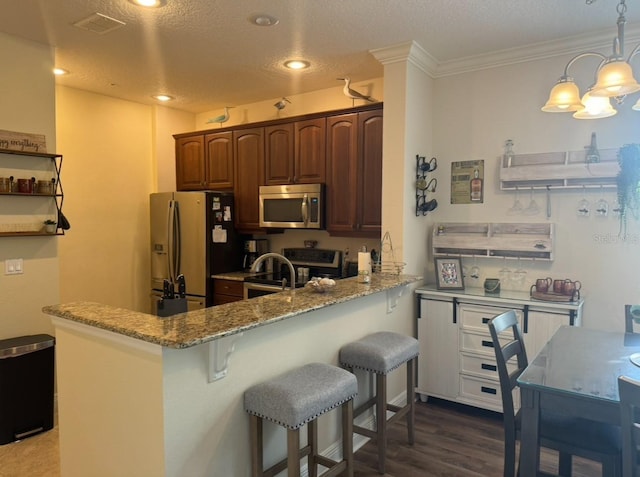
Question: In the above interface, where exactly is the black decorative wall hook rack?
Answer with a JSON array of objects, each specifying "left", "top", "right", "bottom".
[{"left": 416, "top": 155, "right": 438, "bottom": 216}]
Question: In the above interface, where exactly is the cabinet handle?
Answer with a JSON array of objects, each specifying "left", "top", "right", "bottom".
[
  {"left": 453, "top": 297, "right": 458, "bottom": 324},
  {"left": 523, "top": 305, "right": 529, "bottom": 333},
  {"left": 482, "top": 317, "right": 490, "bottom": 324},
  {"left": 481, "top": 386, "right": 497, "bottom": 395},
  {"left": 481, "top": 363, "right": 497, "bottom": 372},
  {"left": 482, "top": 340, "right": 494, "bottom": 348}
]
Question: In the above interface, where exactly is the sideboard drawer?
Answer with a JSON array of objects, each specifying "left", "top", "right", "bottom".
[
  {"left": 459, "top": 375, "right": 503, "bottom": 410},
  {"left": 460, "top": 330, "right": 501, "bottom": 355}
]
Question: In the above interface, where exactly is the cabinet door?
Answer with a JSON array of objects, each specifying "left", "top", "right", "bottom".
[
  {"left": 176, "top": 135, "right": 205, "bottom": 190},
  {"left": 417, "top": 298, "right": 459, "bottom": 400},
  {"left": 326, "top": 113, "right": 358, "bottom": 234},
  {"left": 233, "top": 128, "right": 264, "bottom": 231},
  {"left": 523, "top": 310, "right": 573, "bottom": 361},
  {"left": 204, "top": 132, "right": 233, "bottom": 190},
  {"left": 295, "top": 118, "right": 326, "bottom": 183},
  {"left": 357, "top": 110, "right": 383, "bottom": 235},
  {"left": 264, "top": 124, "right": 294, "bottom": 185}
]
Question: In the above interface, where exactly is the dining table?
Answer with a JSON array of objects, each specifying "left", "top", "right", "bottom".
[{"left": 517, "top": 325, "right": 640, "bottom": 477}]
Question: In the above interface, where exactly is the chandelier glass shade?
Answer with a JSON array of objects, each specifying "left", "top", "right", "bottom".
[{"left": 542, "top": 0, "right": 640, "bottom": 119}]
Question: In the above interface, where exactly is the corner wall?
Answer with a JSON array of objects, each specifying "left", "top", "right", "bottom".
[{"left": 0, "top": 32, "right": 58, "bottom": 339}]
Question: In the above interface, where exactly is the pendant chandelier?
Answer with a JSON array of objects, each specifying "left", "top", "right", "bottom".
[{"left": 542, "top": 0, "right": 640, "bottom": 119}]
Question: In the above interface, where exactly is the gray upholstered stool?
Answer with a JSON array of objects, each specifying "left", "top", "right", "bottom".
[
  {"left": 339, "top": 331, "right": 419, "bottom": 474},
  {"left": 244, "top": 362, "right": 357, "bottom": 477}
]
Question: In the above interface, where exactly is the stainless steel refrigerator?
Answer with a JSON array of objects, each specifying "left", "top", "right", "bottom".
[{"left": 150, "top": 191, "right": 244, "bottom": 312}]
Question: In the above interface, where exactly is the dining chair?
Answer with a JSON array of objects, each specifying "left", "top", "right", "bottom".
[
  {"left": 618, "top": 375, "right": 640, "bottom": 477},
  {"left": 625, "top": 305, "right": 640, "bottom": 333},
  {"left": 488, "top": 310, "right": 622, "bottom": 477}
]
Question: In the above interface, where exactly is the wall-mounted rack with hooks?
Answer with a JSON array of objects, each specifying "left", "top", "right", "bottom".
[
  {"left": 415, "top": 155, "right": 437, "bottom": 216},
  {"left": 432, "top": 222, "right": 555, "bottom": 260},
  {"left": 499, "top": 147, "right": 619, "bottom": 190}
]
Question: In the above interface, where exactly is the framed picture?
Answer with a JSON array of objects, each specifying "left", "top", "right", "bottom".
[{"left": 434, "top": 257, "right": 465, "bottom": 290}]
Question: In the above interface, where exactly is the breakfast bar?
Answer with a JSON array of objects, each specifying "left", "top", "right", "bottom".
[{"left": 44, "top": 274, "right": 420, "bottom": 477}]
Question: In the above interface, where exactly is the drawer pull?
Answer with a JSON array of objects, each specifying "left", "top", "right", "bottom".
[
  {"left": 481, "top": 386, "right": 497, "bottom": 395},
  {"left": 482, "top": 317, "right": 490, "bottom": 324},
  {"left": 481, "top": 363, "right": 497, "bottom": 372},
  {"left": 482, "top": 340, "right": 494, "bottom": 348}
]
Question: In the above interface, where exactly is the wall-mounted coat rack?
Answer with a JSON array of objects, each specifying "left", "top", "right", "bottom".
[{"left": 416, "top": 155, "right": 437, "bottom": 216}]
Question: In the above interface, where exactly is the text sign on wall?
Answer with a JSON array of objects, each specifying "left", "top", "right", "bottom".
[
  {"left": 0, "top": 130, "right": 47, "bottom": 153},
  {"left": 451, "top": 160, "right": 484, "bottom": 204}
]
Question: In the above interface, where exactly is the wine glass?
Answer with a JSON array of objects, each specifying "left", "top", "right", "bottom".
[
  {"left": 594, "top": 187, "right": 608, "bottom": 217},
  {"left": 512, "top": 257, "right": 527, "bottom": 291},
  {"left": 522, "top": 188, "right": 540, "bottom": 216},
  {"left": 498, "top": 257, "right": 511, "bottom": 289},
  {"left": 470, "top": 256, "right": 480, "bottom": 281},
  {"left": 577, "top": 186, "right": 590, "bottom": 217},
  {"left": 507, "top": 187, "right": 523, "bottom": 215}
]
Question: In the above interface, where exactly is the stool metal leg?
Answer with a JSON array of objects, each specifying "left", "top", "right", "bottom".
[
  {"left": 249, "top": 415, "right": 263, "bottom": 477},
  {"left": 343, "top": 399, "right": 354, "bottom": 477},
  {"left": 376, "top": 373, "right": 387, "bottom": 474},
  {"left": 287, "top": 428, "right": 301, "bottom": 477},
  {"left": 407, "top": 358, "right": 415, "bottom": 445},
  {"left": 308, "top": 420, "right": 318, "bottom": 477}
]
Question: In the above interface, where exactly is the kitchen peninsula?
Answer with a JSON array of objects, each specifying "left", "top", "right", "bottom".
[{"left": 44, "top": 274, "right": 419, "bottom": 477}]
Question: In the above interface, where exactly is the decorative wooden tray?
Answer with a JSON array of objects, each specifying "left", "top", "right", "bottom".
[{"left": 530, "top": 290, "right": 575, "bottom": 302}]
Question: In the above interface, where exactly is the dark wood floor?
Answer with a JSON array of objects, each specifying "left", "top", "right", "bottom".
[{"left": 352, "top": 398, "right": 603, "bottom": 477}]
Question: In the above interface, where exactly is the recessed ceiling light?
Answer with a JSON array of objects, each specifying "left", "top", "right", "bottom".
[
  {"left": 251, "top": 14, "right": 279, "bottom": 27},
  {"left": 284, "top": 60, "right": 310, "bottom": 70},
  {"left": 129, "top": 0, "right": 166, "bottom": 7},
  {"left": 153, "top": 95, "right": 174, "bottom": 102},
  {"left": 53, "top": 68, "right": 69, "bottom": 76}
]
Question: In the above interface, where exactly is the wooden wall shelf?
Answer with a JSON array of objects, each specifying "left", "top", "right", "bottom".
[
  {"left": 499, "top": 148, "right": 619, "bottom": 190},
  {"left": 432, "top": 222, "right": 554, "bottom": 261}
]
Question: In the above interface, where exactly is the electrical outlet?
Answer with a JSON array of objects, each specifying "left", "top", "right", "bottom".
[{"left": 5, "top": 259, "right": 23, "bottom": 275}]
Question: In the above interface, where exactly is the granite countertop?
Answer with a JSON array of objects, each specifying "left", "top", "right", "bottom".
[{"left": 44, "top": 274, "right": 421, "bottom": 349}]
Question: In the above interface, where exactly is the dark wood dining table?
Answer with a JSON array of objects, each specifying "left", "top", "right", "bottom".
[{"left": 517, "top": 326, "right": 640, "bottom": 476}]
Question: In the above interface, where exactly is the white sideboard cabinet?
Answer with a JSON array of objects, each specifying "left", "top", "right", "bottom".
[{"left": 415, "top": 285, "right": 583, "bottom": 413}]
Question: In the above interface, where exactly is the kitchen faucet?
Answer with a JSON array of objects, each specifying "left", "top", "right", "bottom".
[{"left": 250, "top": 252, "right": 296, "bottom": 290}]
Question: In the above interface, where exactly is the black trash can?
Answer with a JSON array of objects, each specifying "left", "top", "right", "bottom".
[{"left": 0, "top": 334, "right": 55, "bottom": 445}]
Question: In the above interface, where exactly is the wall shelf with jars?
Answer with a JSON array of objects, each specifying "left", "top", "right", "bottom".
[
  {"left": 0, "top": 148, "right": 65, "bottom": 237},
  {"left": 432, "top": 222, "right": 555, "bottom": 261}
]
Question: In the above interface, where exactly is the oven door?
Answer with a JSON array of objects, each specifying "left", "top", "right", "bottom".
[{"left": 243, "top": 282, "right": 287, "bottom": 299}]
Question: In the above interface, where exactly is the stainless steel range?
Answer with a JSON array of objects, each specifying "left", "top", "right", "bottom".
[{"left": 243, "top": 248, "right": 342, "bottom": 299}]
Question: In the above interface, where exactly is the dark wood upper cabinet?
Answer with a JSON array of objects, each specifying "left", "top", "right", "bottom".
[
  {"left": 295, "top": 118, "right": 326, "bottom": 184},
  {"left": 264, "top": 123, "right": 294, "bottom": 185},
  {"left": 233, "top": 128, "right": 264, "bottom": 231},
  {"left": 175, "top": 135, "right": 205, "bottom": 190},
  {"left": 264, "top": 118, "right": 326, "bottom": 185},
  {"left": 204, "top": 131, "right": 234, "bottom": 190},
  {"left": 326, "top": 108, "right": 383, "bottom": 238},
  {"left": 175, "top": 132, "right": 233, "bottom": 191}
]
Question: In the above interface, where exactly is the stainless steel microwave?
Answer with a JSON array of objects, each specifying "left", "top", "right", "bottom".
[{"left": 259, "top": 184, "right": 324, "bottom": 229}]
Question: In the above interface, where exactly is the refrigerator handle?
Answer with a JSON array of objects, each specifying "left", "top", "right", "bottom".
[
  {"left": 167, "top": 200, "right": 177, "bottom": 283},
  {"left": 301, "top": 193, "right": 309, "bottom": 226},
  {"left": 173, "top": 200, "right": 181, "bottom": 280}
]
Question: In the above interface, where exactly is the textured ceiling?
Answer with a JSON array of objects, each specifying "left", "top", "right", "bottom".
[{"left": 1, "top": 0, "right": 640, "bottom": 113}]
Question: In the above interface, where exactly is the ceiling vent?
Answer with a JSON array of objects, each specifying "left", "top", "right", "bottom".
[{"left": 73, "top": 13, "right": 126, "bottom": 34}]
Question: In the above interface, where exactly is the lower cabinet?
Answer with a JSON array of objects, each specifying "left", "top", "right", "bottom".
[
  {"left": 416, "top": 286, "right": 583, "bottom": 413},
  {"left": 213, "top": 279, "right": 244, "bottom": 305}
]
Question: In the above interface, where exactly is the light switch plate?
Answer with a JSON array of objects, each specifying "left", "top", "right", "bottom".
[{"left": 5, "top": 259, "right": 23, "bottom": 275}]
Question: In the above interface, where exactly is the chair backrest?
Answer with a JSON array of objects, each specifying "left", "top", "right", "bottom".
[
  {"left": 488, "top": 310, "right": 528, "bottom": 425},
  {"left": 618, "top": 375, "right": 640, "bottom": 477},
  {"left": 625, "top": 305, "right": 640, "bottom": 333}
]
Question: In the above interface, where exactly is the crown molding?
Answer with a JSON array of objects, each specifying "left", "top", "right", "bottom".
[{"left": 372, "top": 25, "right": 640, "bottom": 79}]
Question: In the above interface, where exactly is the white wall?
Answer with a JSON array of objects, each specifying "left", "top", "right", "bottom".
[
  {"left": 0, "top": 32, "right": 58, "bottom": 339},
  {"left": 432, "top": 54, "right": 640, "bottom": 331}
]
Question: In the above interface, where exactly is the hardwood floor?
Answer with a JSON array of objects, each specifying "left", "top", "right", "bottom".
[
  {"left": 0, "top": 398, "right": 603, "bottom": 476},
  {"left": 353, "top": 398, "right": 603, "bottom": 477}
]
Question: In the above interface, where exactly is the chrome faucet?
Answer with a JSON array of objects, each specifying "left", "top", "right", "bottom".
[{"left": 250, "top": 252, "right": 296, "bottom": 290}]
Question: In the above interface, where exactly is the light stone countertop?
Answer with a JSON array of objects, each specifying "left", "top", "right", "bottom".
[{"left": 44, "top": 274, "right": 421, "bottom": 349}]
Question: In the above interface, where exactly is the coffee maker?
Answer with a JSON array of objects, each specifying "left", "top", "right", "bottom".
[{"left": 243, "top": 239, "right": 269, "bottom": 271}]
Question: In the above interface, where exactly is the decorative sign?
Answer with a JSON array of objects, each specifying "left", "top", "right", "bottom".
[
  {"left": 0, "top": 129, "right": 47, "bottom": 153},
  {"left": 451, "top": 159, "right": 484, "bottom": 204}
]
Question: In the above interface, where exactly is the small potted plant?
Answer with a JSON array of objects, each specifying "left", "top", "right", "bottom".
[{"left": 43, "top": 219, "right": 57, "bottom": 234}]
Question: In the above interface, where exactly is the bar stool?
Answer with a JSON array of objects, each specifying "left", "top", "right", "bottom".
[
  {"left": 244, "top": 362, "right": 357, "bottom": 477},
  {"left": 339, "top": 331, "right": 419, "bottom": 474}
]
